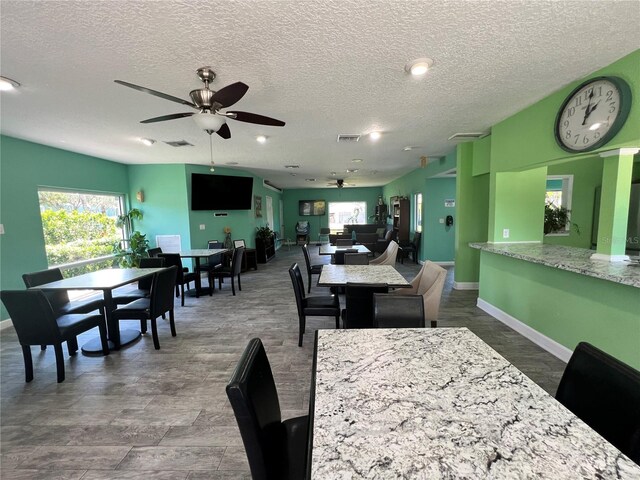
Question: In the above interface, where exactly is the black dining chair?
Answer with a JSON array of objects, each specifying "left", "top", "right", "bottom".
[
  {"left": 227, "top": 338, "right": 309, "bottom": 480},
  {"left": 0, "top": 290, "right": 109, "bottom": 383},
  {"left": 147, "top": 247, "right": 162, "bottom": 257},
  {"left": 158, "top": 253, "right": 197, "bottom": 305},
  {"left": 344, "top": 252, "right": 369, "bottom": 265},
  {"left": 373, "top": 293, "right": 425, "bottom": 328},
  {"left": 112, "top": 257, "right": 165, "bottom": 305},
  {"left": 342, "top": 282, "right": 389, "bottom": 329},
  {"left": 288, "top": 263, "right": 340, "bottom": 347},
  {"left": 335, "top": 238, "right": 353, "bottom": 247},
  {"left": 302, "top": 243, "right": 323, "bottom": 293},
  {"left": 399, "top": 232, "right": 421, "bottom": 264},
  {"left": 197, "top": 241, "right": 225, "bottom": 295},
  {"left": 111, "top": 266, "right": 177, "bottom": 350},
  {"left": 211, "top": 246, "right": 244, "bottom": 295},
  {"left": 556, "top": 342, "right": 640, "bottom": 464},
  {"left": 334, "top": 248, "right": 358, "bottom": 265}
]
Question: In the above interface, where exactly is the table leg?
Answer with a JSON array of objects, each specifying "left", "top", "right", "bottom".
[
  {"left": 81, "top": 289, "right": 141, "bottom": 354},
  {"left": 194, "top": 257, "right": 202, "bottom": 297}
]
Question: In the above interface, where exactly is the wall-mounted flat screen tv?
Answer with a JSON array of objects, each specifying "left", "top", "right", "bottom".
[
  {"left": 191, "top": 173, "right": 253, "bottom": 210},
  {"left": 299, "top": 200, "right": 326, "bottom": 216}
]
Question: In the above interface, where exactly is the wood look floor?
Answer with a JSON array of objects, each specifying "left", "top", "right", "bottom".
[{"left": 0, "top": 247, "right": 566, "bottom": 479}]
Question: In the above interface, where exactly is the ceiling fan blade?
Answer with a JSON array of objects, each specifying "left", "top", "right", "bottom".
[
  {"left": 227, "top": 111, "right": 285, "bottom": 127},
  {"left": 211, "top": 82, "right": 249, "bottom": 108},
  {"left": 140, "top": 112, "right": 195, "bottom": 124},
  {"left": 216, "top": 123, "right": 231, "bottom": 139},
  {"left": 114, "top": 80, "right": 196, "bottom": 108}
]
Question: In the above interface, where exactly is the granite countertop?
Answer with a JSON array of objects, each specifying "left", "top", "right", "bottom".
[
  {"left": 318, "top": 265, "right": 410, "bottom": 287},
  {"left": 311, "top": 328, "right": 640, "bottom": 478},
  {"left": 470, "top": 242, "right": 640, "bottom": 288}
]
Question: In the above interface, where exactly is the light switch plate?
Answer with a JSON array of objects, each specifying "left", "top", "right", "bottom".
[
  {"left": 0, "top": 224, "right": 4, "bottom": 234},
  {"left": 439, "top": 218, "right": 445, "bottom": 224},
  {"left": 199, "top": 224, "right": 205, "bottom": 230},
  {"left": 503, "top": 228, "right": 510, "bottom": 238}
]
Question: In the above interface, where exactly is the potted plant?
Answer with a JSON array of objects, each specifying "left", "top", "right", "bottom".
[
  {"left": 113, "top": 208, "right": 149, "bottom": 267},
  {"left": 544, "top": 204, "right": 580, "bottom": 235},
  {"left": 256, "top": 225, "right": 274, "bottom": 241}
]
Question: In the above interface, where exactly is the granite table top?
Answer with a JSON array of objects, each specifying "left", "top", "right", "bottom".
[
  {"left": 29, "top": 267, "right": 166, "bottom": 290},
  {"left": 310, "top": 328, "right": 640, "bottom": 479},
  {"left": 319, "top": 244, "right": 371, "bottom": 255},
  {"left": 179, "top": 248, "right": 229, "bottom": 257},
  {"left": 318, "top": 265, "right": 410, "bottom": 287},
  {"left": 470, "top": 242, "right": 640, "bottom": 288}
]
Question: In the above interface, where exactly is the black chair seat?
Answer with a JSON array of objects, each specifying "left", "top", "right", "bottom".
[
  {"left": 57, "top": 294, "right": 105, "bottom": 315},
  {"left": 112, "top": 289, "right": 150, "bottom": 305},
  {"left": 303, "top": 295, "right": 340, "bottom": 316},
  {"left": 113, "top": 297, "right": 151, "bottom": 316},
  {"left": 56, "top": 313, "right": 105, "bottom": 335}
]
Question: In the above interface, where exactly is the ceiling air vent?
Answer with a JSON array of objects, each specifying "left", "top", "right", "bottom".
[
  {"left": 164, "top": 140, "right": 194, "bottom": 147},
  {"left": 337, "top": 134, "right": 361, "bottom": 143},
  {"left": 447, "top": 132, "right": 488, "bottom": 141}
]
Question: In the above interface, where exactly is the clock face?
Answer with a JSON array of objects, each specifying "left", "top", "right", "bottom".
[{"left": 555, "top": 76, "right": 631, "bottom": 153}]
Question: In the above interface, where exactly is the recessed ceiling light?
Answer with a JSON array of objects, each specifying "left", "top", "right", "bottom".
[
  {"left": 225, "top": 162, "right": 239, "bottom": 165},
  {"left": 370, "top": 131, "right": 381, "bottom": 141},
  {"left": 0, "top": 76, "right": 20, "bottom": 91},
  {"left": 140, "top": 138, "right": 156, "bottom": 146},
  {"left": 284, "top": 165, "right": 300, "bottom": 169},
  {"left": 330, "top": 171, "right": 337, "bottom": 176},
  {"left": 305, "top": 178, "right": 316, "bottom": 182},
  {"left": 346, "top": 169, "right": 358, "bottom": 173},
  {"left": 256, "top": 135, "right": 267, "bottom": 143},
  {"left": 351, "top": 158, "right": 363, "bottom": 163},
  {"left": 290, "top": 173, "right": 297, "bottom": 176},
  {"left": 405, "top": 58, "right": 434, "bottom": 76}
]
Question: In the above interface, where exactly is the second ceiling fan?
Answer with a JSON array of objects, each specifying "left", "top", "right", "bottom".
[{"left": 115, "top": 66, "right": 285, "bottom": 139}]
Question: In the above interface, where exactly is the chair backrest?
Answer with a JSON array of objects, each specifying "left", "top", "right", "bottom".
[
  {"left": 334, "top": 248, "right": 357, "bottom": 265},
  {"left": 138, "top": 257, "right": 165, "bottom": 290},
  {"left": 208, "top": 240, "right": 223, "bottom": 249},
  {"left": 370, "top": 240, "right": 399, "bottom": 266},
  {"left": 231, "top": 247, "right": 245, "bottom": 276},
  {"left": 157, "top": 253, "right": 186, "bottom": 282},
  {"left": 22, "top": 268, "right": 69, "bottom": 313},
  {"left": 556, "top": 342, "right": 640, "bottom": 463},
  {"left": 415, "top": 261, "right": 447, "bottom": 321},
  {"left": 344, "top": 282, "right": 388, "bottom": 329},
  {"left": 344, "top": 253, "right": 369, "bottom": 265},
  {"left": 373, "top": 293, "right": 425, "bottom": 328},
  {"left": 320, "top": 227, "right": 331, "bottom": 234},
  {"left": 147, "top": 247, "right": 162, "bottom": 257},
  {"left": 288, "top": 263, "right": 306, "bottom": 319},
  {"left": 336, "top": 239, "right": 353, "bottom": 247},
  {"left": 227, "top": 338, "right": 286, "bottom": 480},
  {"left": 301, "top": 244, "right": 313, "bottom": 274},
  {"left": 149, "top": 266, "right": 177, "bottom": 317},
  {"left": 0, "top": 290, "right": 62, "bottom": 345},
  {"left": 296, "top": 221, "right": 310, "bottom": 234},
  {"left": 412, "top": 231, "right": 422, "bottom": 248},
  {"left": 234, "top": 239, "right": 246, "bottom": 249}
]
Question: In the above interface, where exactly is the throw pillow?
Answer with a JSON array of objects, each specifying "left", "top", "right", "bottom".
[{"left": 376, "top": 228, "right": 385, "bottom": 238}]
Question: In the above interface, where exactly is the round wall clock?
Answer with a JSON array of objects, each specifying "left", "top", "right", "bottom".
[{"left": 554, "top": 76, "right": 632, "bottom": 153}]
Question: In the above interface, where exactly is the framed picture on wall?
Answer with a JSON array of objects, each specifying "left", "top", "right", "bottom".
[
  {"left": 254, "top": 195, "right": 263, "bottom": 217},
  {"left": 299, "top": 200, "right": 326, "bottom": 216}
]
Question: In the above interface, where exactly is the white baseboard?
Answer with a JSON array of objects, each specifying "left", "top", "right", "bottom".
[
  {"left": 434, "top": 261, "right": 455, "bottom": 266},
  {"left": 0, "top": 318, "right": 13, "bottom": 331},
  {"left": 477, "top": 298, "right": 571, "bottom": 363},
  {"left": 453, "top": 281, "right": 479, "bottom": 290}
]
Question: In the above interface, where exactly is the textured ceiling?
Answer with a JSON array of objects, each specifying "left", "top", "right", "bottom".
[{"left": 1, "top": 0, "right": 638, "bottom": 189}]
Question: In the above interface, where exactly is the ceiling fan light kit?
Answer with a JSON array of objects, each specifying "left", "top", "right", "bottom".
[
  {"left": 114, "top": 66, "right": 285, "bottom": 142},
  {"left": 0, "top": 76, "right": 20, "bottom": 91}
]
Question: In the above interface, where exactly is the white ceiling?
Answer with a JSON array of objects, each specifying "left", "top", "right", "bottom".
[{"left": 1, "top": 1, "right": 638, "bottom": 189}]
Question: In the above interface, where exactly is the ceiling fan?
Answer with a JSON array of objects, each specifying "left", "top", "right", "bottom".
[
  {"left": 114, "top": 66, "right": 285, "bottom": 139},
  {"left": 326, "top": 179, "right": 356, "bottom": 188}
]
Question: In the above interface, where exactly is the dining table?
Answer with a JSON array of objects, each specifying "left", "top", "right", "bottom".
[
  {"left": 308, "top": 328, "right": 640, "bottom": 478},
  {"left": 30, "top": 267, "right": 166, "bottom": 353},
  {"left": 179, "top": 248, "right": 229, "bottom": 295},
  {"left": 318, "top": 264, "right": 410, "bottom": 288},
  {"left": 318, "top": 244, "right": 371, "bottom": 256}
]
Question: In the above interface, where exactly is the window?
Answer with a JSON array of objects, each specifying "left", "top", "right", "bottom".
[
  {"left": 414, "top": 193, "right": 423, "bottom": 233},
  {"left": 328, "top": 201, "right": 367, "bottom": 231},
  {"left": 38, "top": 189, "right": 125, "bottom": 275},
  {"left": 545, "top": 175, "right": 574, "bottom": 234}
]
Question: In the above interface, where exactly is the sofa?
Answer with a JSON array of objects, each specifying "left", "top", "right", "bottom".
[{"left": 333, "top": 224, "right": 395, "bottom": 254}]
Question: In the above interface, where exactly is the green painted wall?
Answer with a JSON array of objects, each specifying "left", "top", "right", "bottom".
[
  {"left": 479, "top": 251, "right": 640, "bottom": 369},
  {"left": 382, "top": 151, "right": 457, "bottom": 262},
  {"left": 489, "top": 168, "right": 547, "bottom": 242},
  {"left": 0, "top": 135, "right": 130, "bottom": 319},
  {"left": 282, "top": 186, "right": 381, "bottom": 241},
  {"left": 545, "top": 156, "right": 604, "bottom": 248},
  {"left": 185, "top": 164, "right": 281, "bottom": 249},
  {"left": 127, "top": 164, "right": 191, "bottom": 250},
  {"left": 472, "top": 136, "right": 491, "bottom": 176},
  {"left": 491, "top": 50, "right": 640, "bottom": 172},
  {"left": 455, "top": 142, "right": 489, "bottom": 283}
]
